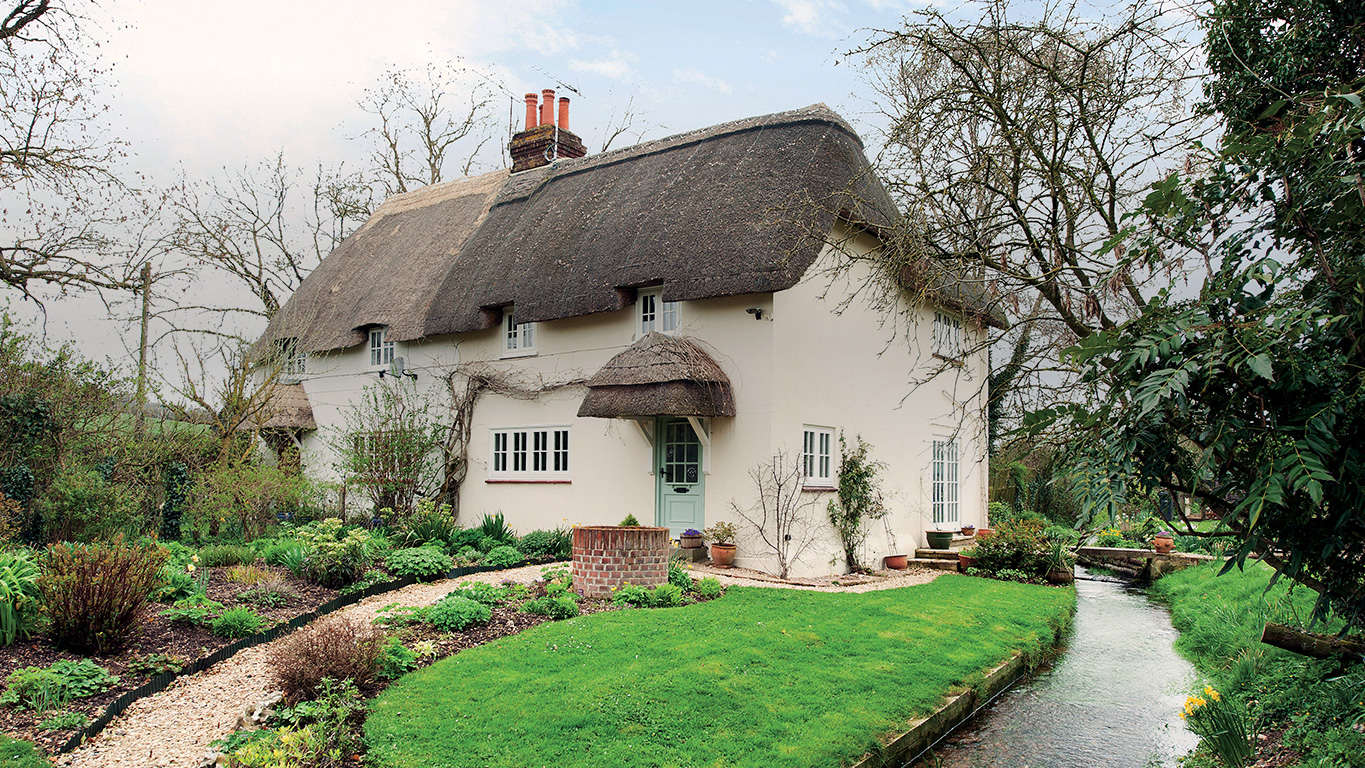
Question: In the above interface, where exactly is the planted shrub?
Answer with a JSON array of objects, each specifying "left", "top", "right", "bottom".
[
  {"left": 475, "top": 536, "right": 500, "bottom": 554},
  {"left": 453, "top": 546, "right": 483, "bottom": 566},
  {"left": 400, "top": 499, "right": 459, "bottom": 548},
  {"left": 612, "top": 583, "right": 654, "bottom": 608},
  {"left": 667, "top": 559, "right": 691, "bottom": 591},
  {"left": 1, "top": 659, "right": 118, "bottom": 712},
  {"left": 261, "top": 541, "right": 305, "bottom": 567},
  {"left": 339, "top": 569, "right": 390, "bottom": 595},
  {"left": 0, "top": 550, "right": 41, "bottom": 645},
  {"left": 268, "top": 615, "right": 385, "bottom": 703},
  {"left": 477, "top": 512, "right": 515, "bottom": 543},
  {"left": 297, "top": 519, "right": 375, "bottom": 588},
  {"left": 619, "top": 514, "right": 641, "bottom": 526},
  {"left": 385, "top": 546, "right": 452, "bottom": 582},
  {"left": 126, "top": 653, "right": 186, "bottom": 678},
  {"left": 376, "top": 636, "right": 418, "bottom": 680},
  {"left": 38, "top": 710, "right": 88, "bottom": 732},
  {"left": 653, "top": 584, "right": 684, "bottom": 607},
  {"left": 974, "top": 518, "right": 1050, "bottom": 577},
  {"left": 516, "top": 529, "right": 556, "bottom": 559},
  {"left": 483, "top": 545, "right": 524, "bottom": 570},
  {"left": 425, "top": 595, "right": 491, "bottom": 632},
  {"left": 695, "top": 577, "right": 723, "bottom": 599},
  {"left": 197, "top": 544, "right": 258, "bottom": 567},
  {"left": 521, "top": 595, "right": 579, "bottom": 620},
  {"left": 445, "top": 581, "right": 513, "bottom": 606},
  {"left": 239, "top": 578, "right": 297, "bottom": 608},
  {"left": 152, "top": 563, "right": 201, "bottom": 604},
  {"left": 450, "top": 528, "right": 485, "bottom": 551},
  {"left": 159, "top": 595, "right": 225, "bottom": 626},
  {"left": 212, "top": 607, "right": 266, "bottom": 639},
  {"left": 40, "top": 537, "right": 167, "bottom": 654}
]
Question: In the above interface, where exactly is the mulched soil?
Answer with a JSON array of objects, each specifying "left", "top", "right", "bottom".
[
  {"left": 1251, "top": 725, "right": 1303, "bottom": 768},
  {"left": 0, "top": 565, "right": 339, "bottom": 755}
]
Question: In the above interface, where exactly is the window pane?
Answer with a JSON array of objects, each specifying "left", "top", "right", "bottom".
[
  {"left": 640, "top": 293, "right": 656, "bottom": 332},
  {"left": 661, "top": 300, "right": 678, "bottom": 332},
  {"left": 554, "top": 429, "right": 569, "bottom": 472},
  {"left": 513, "top": 431, "right": 526, "bottom": 472},
  {"left": 533, "top": 430, "right": 547, "bottom": 472}
]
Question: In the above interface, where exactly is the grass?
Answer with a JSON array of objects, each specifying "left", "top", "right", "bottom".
[
  {"left": 0, "top": 737, "right": 49, "bottom": 768},
  {"left": 365, "top": 576, "right": 1075, "bottom": 768},
  {"left": 1150, "top": 561, "right": 1365, "bottom": 767}
]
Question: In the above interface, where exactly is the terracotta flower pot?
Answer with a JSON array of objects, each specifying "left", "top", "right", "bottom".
[
  {"left": 680, "top": 534, "right": 703, "bottom": 549},
  {"left": 1048, "top": 567, "right": 1075, "bottom": 585},
  {"left": 975, "top": 528, "right": 995, "bottom": 540},
  {"left": 884, "top": 554, "right": 908, "bottom": 570},
  {"left": 710, "top": 543, "right": 737, "bottom": 567},
  {"left": 961, "top": 525, "right": 975, "bottom": 536},
  {"left": 958, "top": 553, "right": 976, "bottom": 571},
  {"left": 1153, "top": 535, "right": 1175, "bottom": 554}
]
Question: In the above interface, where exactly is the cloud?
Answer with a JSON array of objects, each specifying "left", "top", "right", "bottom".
[
  {"left": 570, "top": 55, "right": 636, "bottom": 80},
  {"left": 771, "top": 0, "right": 846, "bottom": 36},
  {"left": 672, "top": 67, "right": 734, "bottom": 95}
]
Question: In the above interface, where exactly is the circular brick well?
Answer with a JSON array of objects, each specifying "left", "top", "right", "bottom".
[{"left": 572, "top": 525, "right": 670, "bottom": 597}]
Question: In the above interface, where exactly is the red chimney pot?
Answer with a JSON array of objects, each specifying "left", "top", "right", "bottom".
[
  {"left": 540, "top": 89, "right": 555, "bottom": 129},
  {"left": 523, "top": 93, "right": 538, "bottom": 130},
  {"left": 557, "top": 96, "right": 570, "bottom": 130}
]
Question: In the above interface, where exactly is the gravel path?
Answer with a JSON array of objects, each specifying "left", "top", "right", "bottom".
[
  {"left": 56, "top": 565, "right": 547, "bottom": 768},
  {"left": 54, "top": 563, "right": 946, "bottom": 767}
]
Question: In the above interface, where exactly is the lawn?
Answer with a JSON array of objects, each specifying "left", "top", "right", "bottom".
[{"left": 365, "top": 576, "right": 1075, "bottom": 768}]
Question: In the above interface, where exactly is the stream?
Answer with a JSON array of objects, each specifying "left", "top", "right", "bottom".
[{"left": 925, "top": 569, "right": 1201, "bottom": 768}]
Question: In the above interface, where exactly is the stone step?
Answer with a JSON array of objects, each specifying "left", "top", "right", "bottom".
[
  {"left": 914, "top": 548, "right": 964, "bottom": 560},
  {"left": 913, "top": 558, "right": 962, "bottom": 571}
]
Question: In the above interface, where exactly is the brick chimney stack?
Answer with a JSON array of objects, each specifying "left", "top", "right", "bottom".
[{"left": 510, "top": 88, "right": 587, "bottom": 173}]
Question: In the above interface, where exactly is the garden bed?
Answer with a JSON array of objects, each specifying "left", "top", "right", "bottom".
[{"left": 0, "top": 564, "right": 339, "bottom": 755}]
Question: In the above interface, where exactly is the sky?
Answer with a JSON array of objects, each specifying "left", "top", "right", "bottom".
[{"left": 12, "top": 0, "right": 947, "bottom": 378}]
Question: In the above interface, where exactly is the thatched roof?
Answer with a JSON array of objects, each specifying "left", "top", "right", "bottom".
[
  {"left": 255, "top": 384, "right": 316, "bottom": 430},
  {"left": 578, "top": 333, "right": 735, "bottom": 419},
  {"left": 261, "top": 103, "right": 1005, "bottom": 353}
]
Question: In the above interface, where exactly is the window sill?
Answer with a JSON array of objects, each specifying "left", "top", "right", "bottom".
[
  {"left": 500, "top": 349, "right": 538, "bottom": 359},
  {"left": 802, "top": 484, "right": 836, "bottom": 493},
  {"left": 485, "top": 478, "right": 571, "bottom": 484}
]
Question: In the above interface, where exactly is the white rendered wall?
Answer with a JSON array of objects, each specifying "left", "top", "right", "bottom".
[{"left": 287, "top": 224, "right": 989, "bottom": 577}]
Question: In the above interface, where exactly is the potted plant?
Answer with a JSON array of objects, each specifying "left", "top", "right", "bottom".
[
  {"left": 1046, "top": 540, "right": 1075, "bottom": 584},
  {"left": 703, "top": 521, "right": 738, "bottom": 567},
  {"left": 961, "top": 524, "right": 975, "bottom": 536},
  {"left": 925, "top": 530, "right": 954, "bottom": 550},
  {"left": 679, "top": 528, "right": 703, "bottom": 549},
  {"left": 883, "top": 553, "right": 909, "bottom": 570},
  {"left": 1153, "top": 531, "right": 1175, "bottom": 554},
  {"left": 958, "top": 547, "right": 978, "bottom": 571}
]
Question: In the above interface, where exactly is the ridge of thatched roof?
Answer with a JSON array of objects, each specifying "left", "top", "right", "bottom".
[
  {"left": 262, "top": 103, "right": 1004, "bottom": 353},
  {"left": 578, "top": 334, "right": 736, "bottom": 419}
]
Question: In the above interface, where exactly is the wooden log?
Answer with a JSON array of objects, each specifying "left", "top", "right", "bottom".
[{"left": 1260, "top": 623, "right": 1365, "bottom": 662}]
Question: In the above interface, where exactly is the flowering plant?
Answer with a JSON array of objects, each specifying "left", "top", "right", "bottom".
[
  {"left": 682, "top": 529, "right": 702, "bottom": 537},
  {"left": 1180, "top": 686, "right": 1254, "bottom": 767}
]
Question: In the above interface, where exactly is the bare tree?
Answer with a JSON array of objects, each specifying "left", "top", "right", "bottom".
[
  {"left": 0, "top": 0, "right": 144, "bottom": 299},
  {"left": 358, "top": 61, "right": 496, "bottom": 196},
  {"left": 730, "top": 452, "right": 823, "bottom": 579},
  {"left": 165, "top": 154, "right": 372, "bottom": 327},
  {"left": 852, "top": 0, "right": 1209, "bottom": 416}
]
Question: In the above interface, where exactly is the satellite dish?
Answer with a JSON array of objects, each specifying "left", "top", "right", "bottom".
[{"left": 390, "top": 357, "right": 406, "bottom": 377}]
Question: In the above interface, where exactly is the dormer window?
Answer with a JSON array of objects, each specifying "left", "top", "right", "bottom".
[
  {"left": 280, "top": 338, "right": 306, "bottom": 376},
  {"left": 502, "top": 308, "right": 536, "bottom": 357},
  {"left": 638, "top": 288, "right": 679, "bottom": 335},
  {"left": 369, "top": 327, "right": 394, "bottom": 368},
  {"left": 933, "top": 311, "right": 963, "bottom": 360}
]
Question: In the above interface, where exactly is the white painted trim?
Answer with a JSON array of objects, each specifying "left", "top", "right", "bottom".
[
  {"left": 686, "top": 416, "right": 711, "bottom": 474},
  {"left": 634, "top": 419, "right": 656, "bottom": 475}
]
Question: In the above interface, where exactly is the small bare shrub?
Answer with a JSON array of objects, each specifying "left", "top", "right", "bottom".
[
  {"left": 41, "top": 537, "right": 168, "bottom": 654},
  {"left": 268, "top": 615, "right": 385, "bottom": 703}
]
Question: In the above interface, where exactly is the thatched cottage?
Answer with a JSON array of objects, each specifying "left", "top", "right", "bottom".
[{"left": 255, "top": 93, "right": 1002, "bottom": 577}]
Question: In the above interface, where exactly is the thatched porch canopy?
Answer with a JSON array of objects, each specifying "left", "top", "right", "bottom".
[
  {"left": 254, "top": 383, "right": 317, "bottom": 430},
  {"left": 578, "top": 333, "right": 735, "bottom": 419}
]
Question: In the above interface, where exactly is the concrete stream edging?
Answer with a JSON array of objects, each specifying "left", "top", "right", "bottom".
[{"left": 851, "top": 651, "right": 1030, "bottom": 768}]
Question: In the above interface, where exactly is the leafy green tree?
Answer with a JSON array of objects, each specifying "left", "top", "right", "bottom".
[{"left": 1043, "top": 0, "right": 1365, "bottom": 629}]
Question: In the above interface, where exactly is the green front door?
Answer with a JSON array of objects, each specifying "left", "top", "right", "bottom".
[{"left": 656, "top": 417, "right": 704, "bottom": 537}]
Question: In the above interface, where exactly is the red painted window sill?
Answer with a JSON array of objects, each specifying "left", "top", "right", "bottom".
[{"left": 801, "top": 485, "right": 836, "bottom": 493}]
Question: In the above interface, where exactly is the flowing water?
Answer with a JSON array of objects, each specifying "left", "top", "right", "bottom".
[{"left": 927, "top": 570, "right": 1200, "bottom": 768}]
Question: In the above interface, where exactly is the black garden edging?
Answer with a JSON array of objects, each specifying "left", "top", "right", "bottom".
[{"left": 58, "top": 564, "right": 500, "bottom": 753}]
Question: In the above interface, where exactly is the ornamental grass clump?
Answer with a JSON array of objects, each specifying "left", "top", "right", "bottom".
[
  {"left": 40, "top": 537, "right": 167, "bottom": 654},
  {"left": 1180, "top": 686, "right": 1254, "bottom": 767}
]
